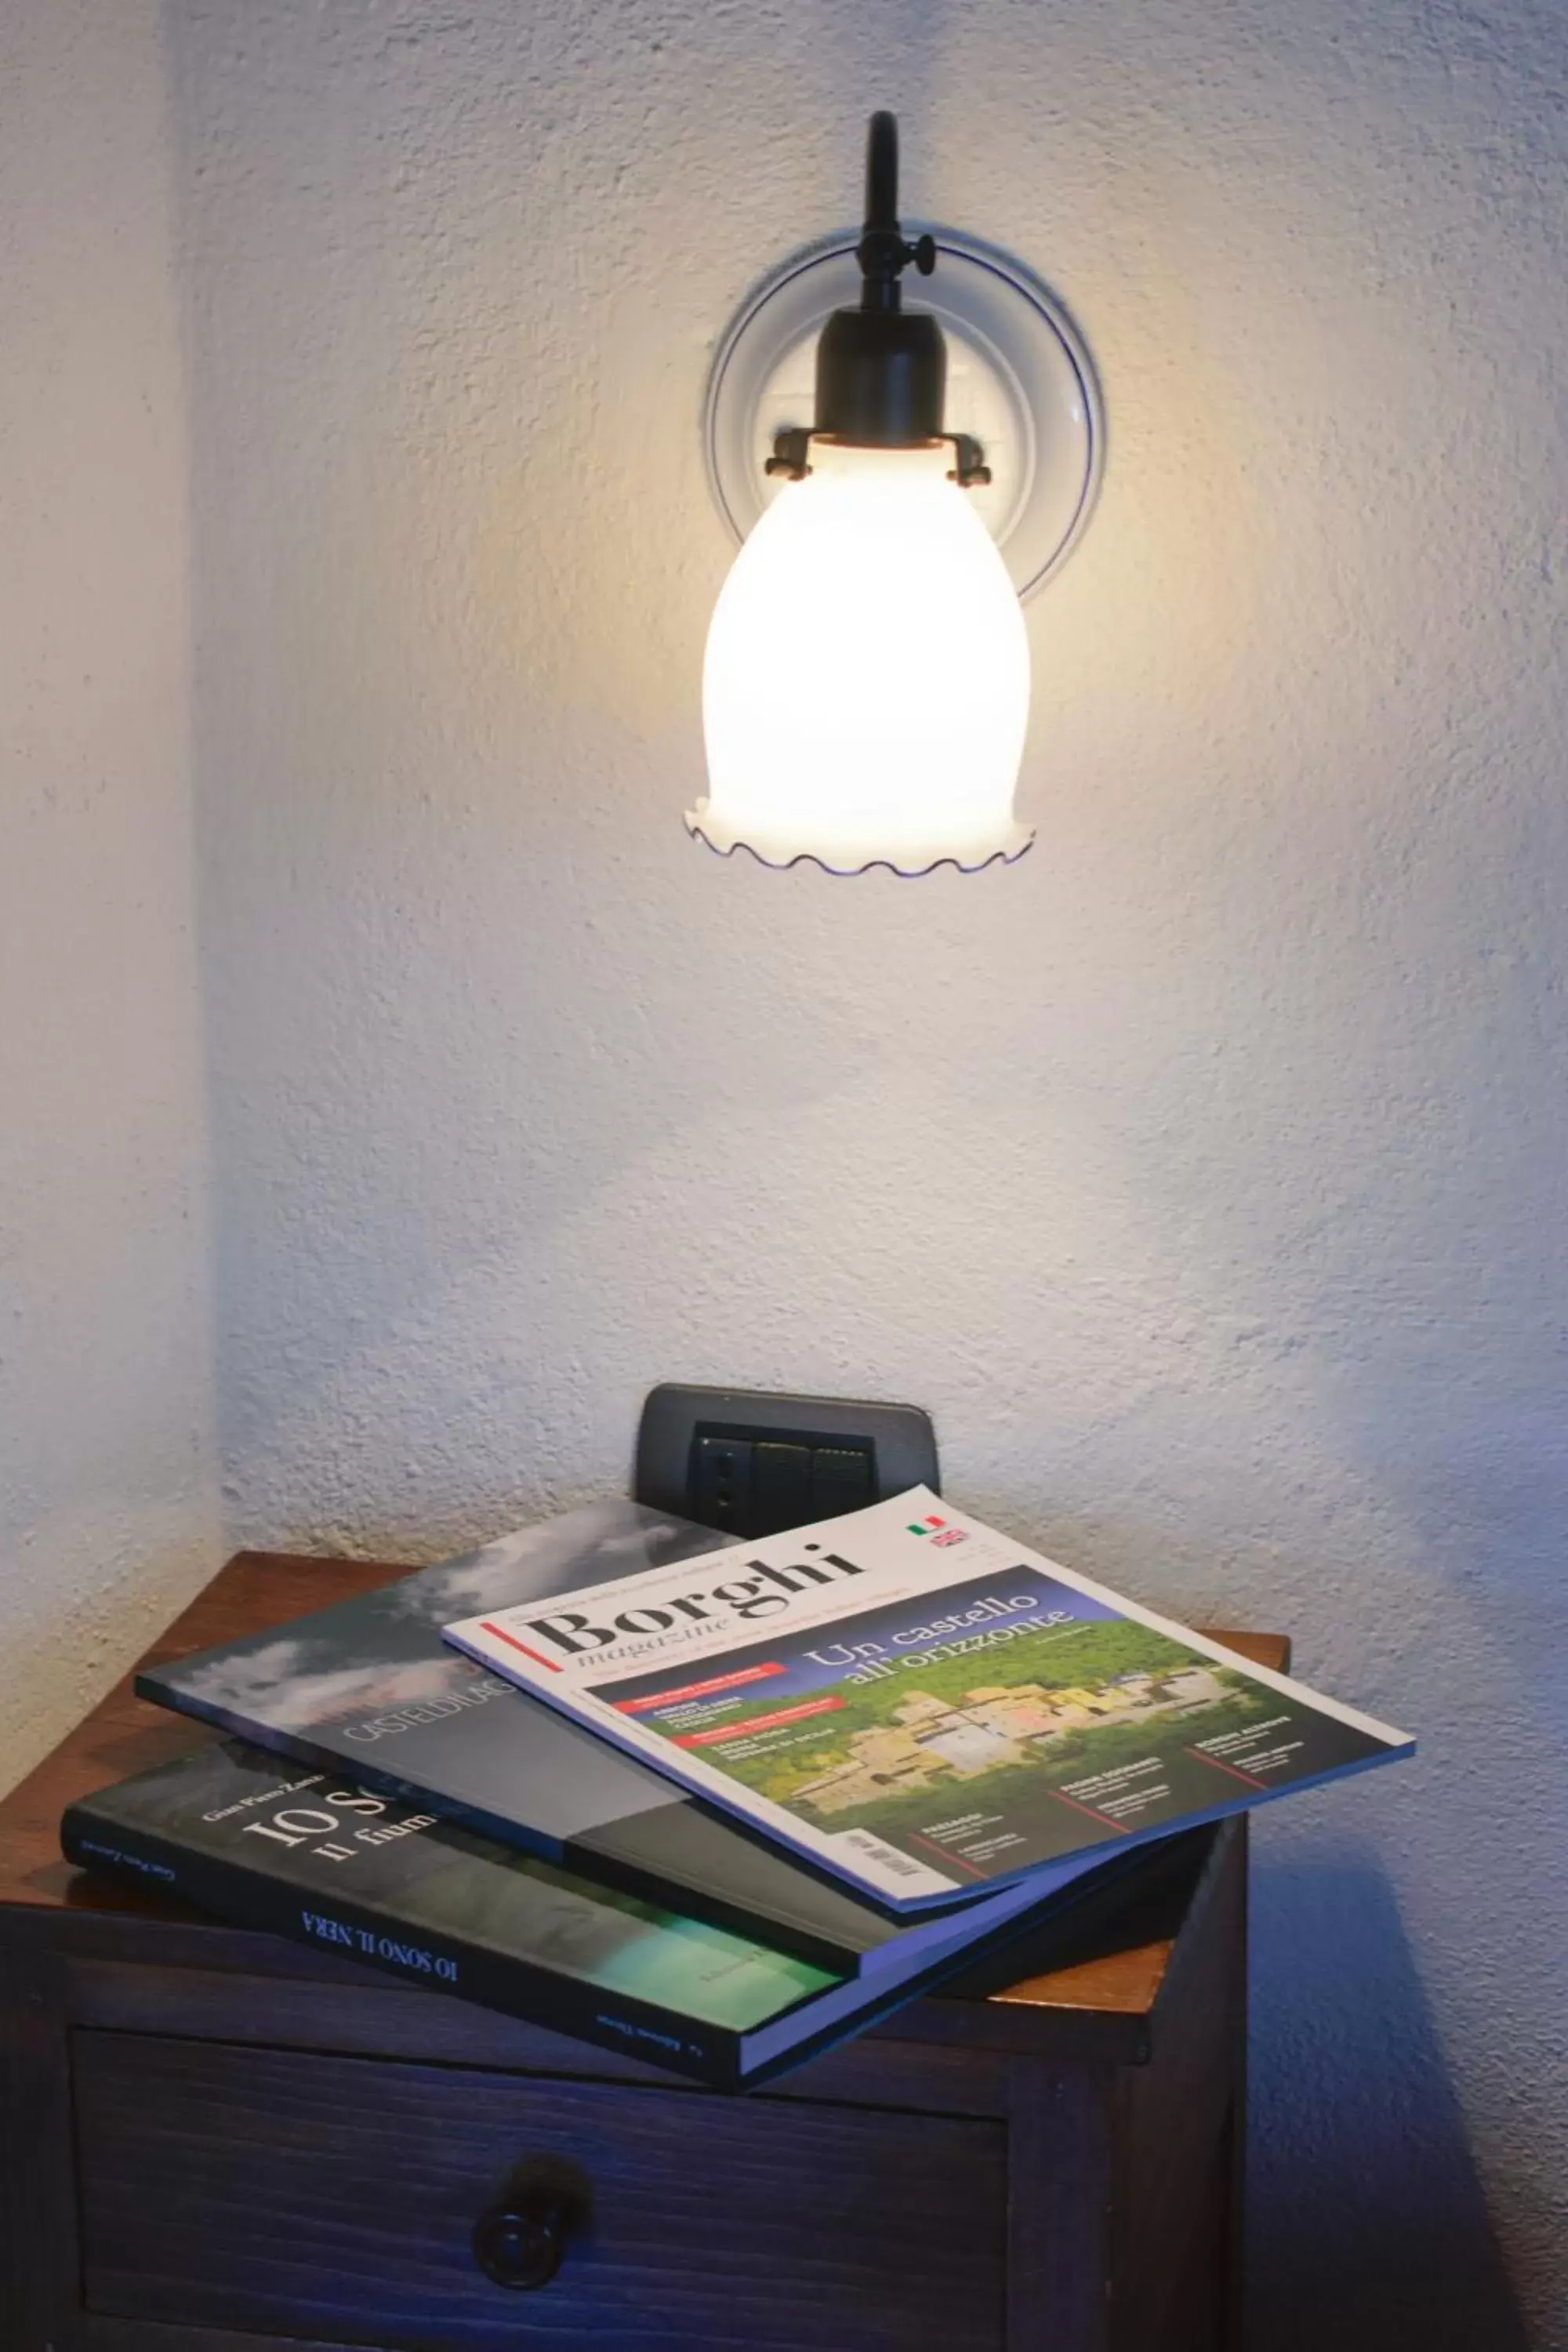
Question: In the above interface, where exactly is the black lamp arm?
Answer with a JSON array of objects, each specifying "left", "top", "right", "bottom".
[{"left": 855, "top": 111, "right": 936, "bottom": 311}]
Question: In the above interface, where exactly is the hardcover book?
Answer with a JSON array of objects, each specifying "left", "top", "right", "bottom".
[
  {"left": 134, "top": 1499, "right": 1068, "bottom": 1970},
  {"left": 60, "top": 1739, "right": 1121, "bottom": 2091},
  {"left": 445, "top": 1486, "right": 1415, "bottom": 1911}
]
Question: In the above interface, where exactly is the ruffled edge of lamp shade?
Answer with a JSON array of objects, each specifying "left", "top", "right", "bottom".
[{"left": 684, "top": 803, "right": 1035, "bottom": 877}]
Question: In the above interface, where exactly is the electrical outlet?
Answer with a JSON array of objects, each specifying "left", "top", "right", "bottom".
[{"left": 635, "top": 1385, "right": 939, "bottom": 1541}]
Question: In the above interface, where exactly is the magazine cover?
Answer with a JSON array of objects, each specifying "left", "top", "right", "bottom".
[{"left": 445, "top": 1487, "right": 1415, "bottom": 1911}]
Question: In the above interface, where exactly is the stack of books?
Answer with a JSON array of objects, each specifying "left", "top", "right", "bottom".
[{"left": 63, "top": 1487, "right": 1412, "bottom": 2090}]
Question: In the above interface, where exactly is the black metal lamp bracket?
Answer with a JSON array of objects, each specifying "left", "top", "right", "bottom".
[
  {"left": 765, "top": 426, "right": 991, "bottom": 487},
  {"left": 761, "top": 113, "right": 992, "bottom": 483}
]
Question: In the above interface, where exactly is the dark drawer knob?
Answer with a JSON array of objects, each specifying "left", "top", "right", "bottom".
[{"left": 472, "top": 2161, "right": 586, "bottom": 2291}]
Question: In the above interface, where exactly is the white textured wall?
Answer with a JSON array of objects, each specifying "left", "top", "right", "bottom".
[
  {"left": 0, "top": 0, "right": 220, "bottom": 1791},
  {"left": 169, "top": 1, "right": 1565, "bottom": 2341}
]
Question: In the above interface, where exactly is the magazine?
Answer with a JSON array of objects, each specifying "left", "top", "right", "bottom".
[
  {"left": 62, "top": 1737, "right": 1131, "bottom": 2091},
  {"left": 445, "top": 1486, "right": 1414, "bottom": 1911}
]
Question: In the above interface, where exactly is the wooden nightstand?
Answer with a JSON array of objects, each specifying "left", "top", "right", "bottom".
[{"left": 0, "top": 1551, "right": 1285, "bottom": 2351}]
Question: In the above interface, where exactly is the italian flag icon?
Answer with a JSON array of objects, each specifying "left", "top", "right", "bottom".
[{"left": 907, "top": 1512, "right": 947, "bottom": 1536}]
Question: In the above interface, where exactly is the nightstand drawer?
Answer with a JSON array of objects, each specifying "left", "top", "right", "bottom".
[{"left": 74, "top": 2030, "right": 1007, "bottom": 2350}]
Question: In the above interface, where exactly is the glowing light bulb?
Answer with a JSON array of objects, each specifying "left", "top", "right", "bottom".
[{"left": 689, "top": 439, "right": 1033, "bottom": 875}]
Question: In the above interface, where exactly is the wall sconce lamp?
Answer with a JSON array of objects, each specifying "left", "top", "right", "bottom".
[{"left": 688, "top": 112, "right": 1102, "bottom": 876}]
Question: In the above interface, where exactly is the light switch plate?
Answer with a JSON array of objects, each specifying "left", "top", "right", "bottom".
[{"left": 634, "top": 1384, "right": 939, "bottom": 1542}]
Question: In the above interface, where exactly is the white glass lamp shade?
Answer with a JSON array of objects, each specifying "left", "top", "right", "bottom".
[{"left": 689, "top": 439, "right": 1033, "bottom": 873}]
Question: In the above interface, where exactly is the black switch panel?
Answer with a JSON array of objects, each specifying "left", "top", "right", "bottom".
[{"left": 636, "top": 1385, "right": 938, "bottom": 1541}]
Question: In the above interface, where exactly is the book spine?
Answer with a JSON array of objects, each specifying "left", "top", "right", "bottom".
[{"left": 60, "top": 1806, "right": 740, "bottom": 2093}]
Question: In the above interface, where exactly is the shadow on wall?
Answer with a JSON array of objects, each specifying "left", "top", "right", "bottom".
[{"left": 1245, "top": 1852, "right": 1529, "bottom": 2352}]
